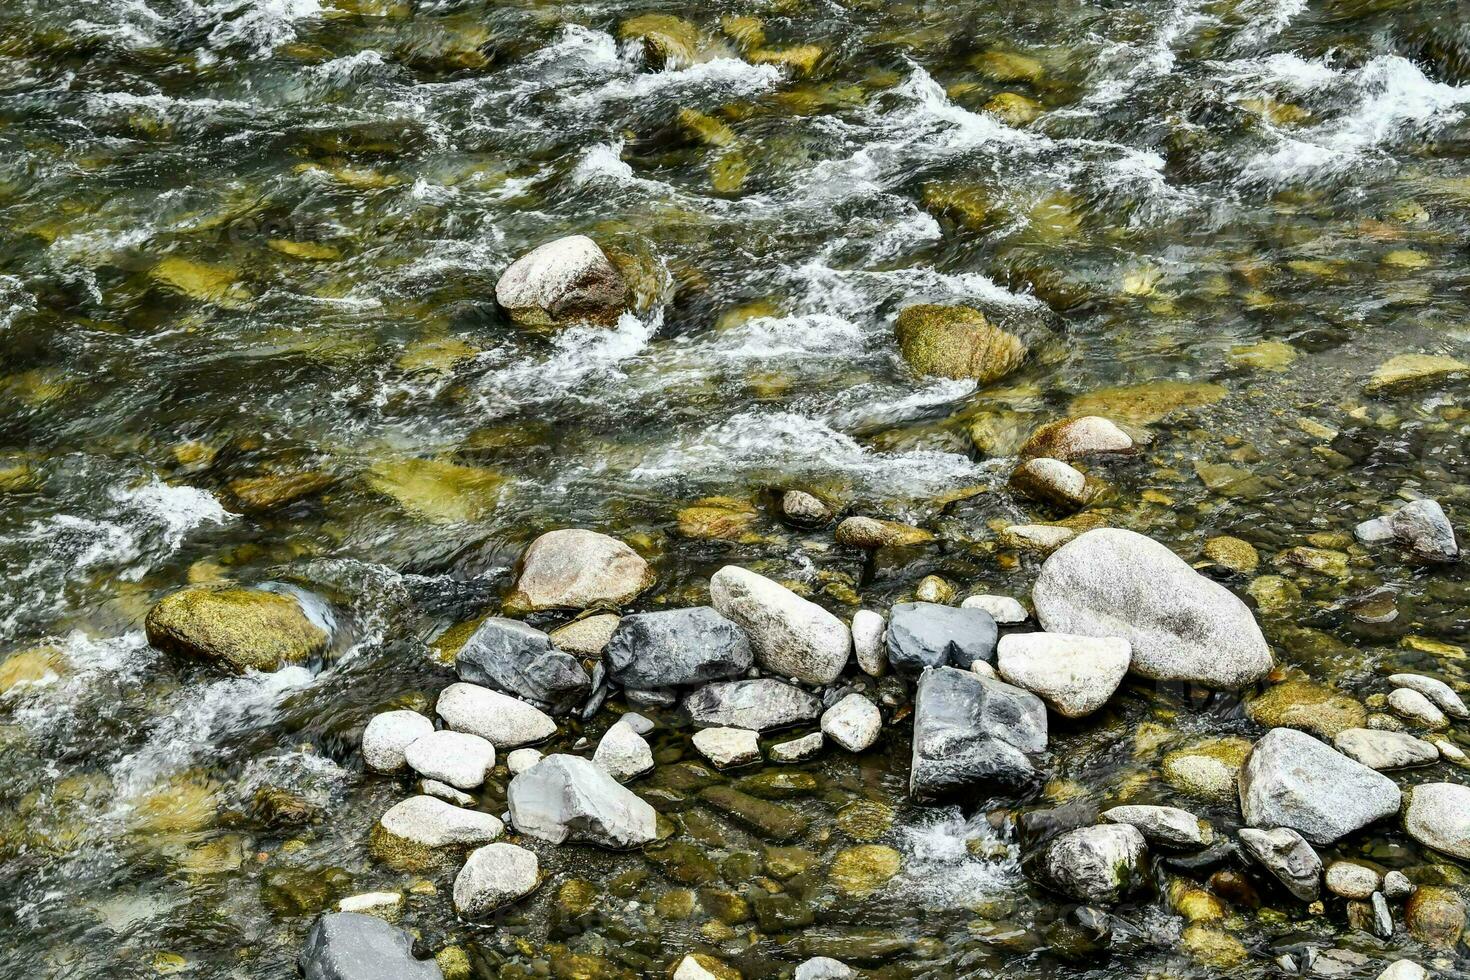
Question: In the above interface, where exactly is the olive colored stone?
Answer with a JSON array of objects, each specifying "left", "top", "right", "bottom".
[
  {"left": 699, "top": 786, "right": 810, "bottom": 841},
  {"left": 364, "top": 457, "right": 506, "bottom": 524},
  {"left": 1405, "top": 885, "right": 1466, "bottom": 948},
  {"left": 1069, "top": 382, "right": 1226, "bottom": 425},
  {"left": 985, "top": 92, "right": 1043, "bottom": 126},
  {"left": 835, "top": 516, "right": 933, "bottom": 548},
  {"left": 1203, "top": 536, "right": 1258, "bottom": 573},
  {"left": 145, "top": 587, "right": 327, "bottom": 674},
  {"left": 656, "top": 888, "right": 697, "bottom": 919},
  {"left": 894, "top": 305, "right": 1028, "bottom": 384},
  {"left": 1246, "top": 678, "right": 1367, "bottom": 739},
  {"left": 698, "top": 886, "right": 751, "bottom": 924},
  {"left": 677, "top": 498, "right": 760, "bottom": 541},
  {"left": 830, "top": 844, "right": 901, "bottom": 897},
  {"left": 645, "top": 841, "right": 720, "bottom": 885},
  {"left": 749, "top": 45, "right": 825, "bottom": 76},
  {"left": 754, "top": 892, "right": 815, "bottom": 932},
  {"left": 227, "top": 471, "right": 335, "bottom": 512},
  {"left": 149, "top": 257, "right": 251, "bottom": 308},
  {"left": 836, "top": 800, "right": 894, "bottom": 841},
  {"left": 971, "top": 50, "right": 1045, "bottom": 84},
  {"left": 1180, "top": 925, "right": 1247, "bottom": 968},
  {"left": 1247, "top": 575, "right": 1301, "bottom": 615},
  {"left": 1161, "top": 737, "right": 1252, "bottom": 803},
  {"left": 733, "top": 771, "right": 819, "bottom": 800},
  {"left": 261, "top": 865, "right": 353, "bottom": 917},
  {"left": 765, "top": 845, "right": 819, "bottom": 880},
  {"left": 619, "top": 14, "right": 700, "bottom": 69},
  {"left": 1363, "top": 354, "right": 1469, "bottom": 395},
  {"left": 915, "top": 575, "right": 956, "bottom": 604},
  {"left": 0, "top": 646, "right": 66, "bottom": 693},
  {"left": 549, "top": 613, "right": 620, "bottom": 657},
  {"left": 558, "top": 878, "right": 598, "bottom": 916}
]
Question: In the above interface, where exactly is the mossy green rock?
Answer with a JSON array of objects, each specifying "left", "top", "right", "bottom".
[
  {"left": 831, "top": 844, "right": 902, "bottom": 897},
  {"left": 145, "top": 586, "right": 327, "bottom": 673},
  {"left": 619, "top": 14, "right": 699, "bottom": 69},
  {"left": 699, "top": 786, "right": 810, "bottom": 841},
  {"left": 894, "top": 304, "right": 1028, "bottom": 384},
  {"left": 1245, "top": 678, "right": 1366, "bottom": 738},
  {"left": 1161, "top": 737, "right": 1252, "bottom": 803}
]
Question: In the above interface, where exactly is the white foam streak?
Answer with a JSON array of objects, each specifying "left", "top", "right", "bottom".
[{"left": 564, "top": 57, "right": 783, "bottom": 110}]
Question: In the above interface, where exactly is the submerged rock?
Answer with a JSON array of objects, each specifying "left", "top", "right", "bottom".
[
  {"left": 507, "top": 754, "right": 657, "bottom": 849},
  {"left": 1034, "top": 824, "right": 1148, "bottom": 904},
  {"left": 455, "top": 617, "right": 590, "bottom": 715},
  {"left": 1161, "top": 737, "right": 1252, "bottom": 802},
  {"left": 604, "top": 607, "right": 753, "bottom": 689},
  {"left": 709, "top": 566, "right": 850, "bottom": 685},
  {"left": 1246, "top": 678, "right": 1366, "bottom": 739},
  {"left": 362, "top": 710, "right": 435, "bottom": 773},
  {"left": 504, "top": 529, "right": 653, "bottom": 614},
  {"left": 1404, "top": 885, "right": 1466, "bottom": 948},
  {"left": 1403, "top": 782, "right": 1470, "bottom": 860},
  {"left": 436, "top": 682, "right": 557, "bottom": 749},
  {"left": 299, "top": 912, "right": 442, "bottom": 980},
  {"left": 145, "top": 585, "right": 328, "bottom": 674},
  {"left": 909, "top": 666, "right": 1048, "bottom": 801},
  {"left": 1355, "top": 498, "right": 1459, "bottom": 563},
  {"left": 780, "top": 489, "right": 833, "bottom": 527},
  {"left": 834, "top": 516, "right": 934, "bottom": 549},
  {"left": 821, "top": 693, "right": 881, "bottom": 752},
  {"left": 452, "top": 843, "right": 540, "bottom": 917},
  {"left": 619, "top": 13, "right": 700, "bottom": 69},
  {"left": 885, "top": 602, "right": 998, "bottom": 674},
  {"left": 894, "top": 303, "right": 1028, "bottom": 383},
  {"left": 1019, "top": 415, "right": 1135, "bottom": 462},
  {"left": 684, "top": 678, "right": 822, "bottom": 731},
  {"left": 1237, "top": 827, "right": 1321, "bottom": 901},
  {"left": 1032, "top": 528, "right": 1272, "bottom": 688},
  {"left": 494, "top": 235, "right": 626, "bottom": 328},
  {"left": 1362, "top": 353, "right": 1468, "bottom": 395},
  {"left": 1238, "top": 728, "right": 1401, "bottom": 844},
  {"left": 1332, "top": 728, "right": 1439, "bottom": 770},
  {"left": 1388, "top": 687, "right": 1449, "bottom": 729},
  {"left": 996, "top": 632, "right": 1130, "bottom": 718}
]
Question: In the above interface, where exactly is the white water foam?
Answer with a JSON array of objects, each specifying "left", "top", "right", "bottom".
[
  {"left": 563, "top": 57, "right": 784, "bottom": 112},
  {"left": 890, "top": 807, "right": 1021, "bottom": 909},
  {"left": 0, "top": 276, "right": 36, "bottom": 331}
]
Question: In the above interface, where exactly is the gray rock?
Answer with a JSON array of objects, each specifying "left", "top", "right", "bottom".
[
  {"left": 909, "top": 666, "right": 1048, "bottom": 802},
  {"left": 507, "top": 754, "right": 657, "bottom": 849},
  {"left": 504, "top": 528, "right": 652, "bottom": 614},
  {"left": 996, "top": 632, "right": 1130, "bottom": 718},
  {"left": 1382, "top": 871, "right": 1415, "bottom": 900},
  {"left": 710, "top": 566, "right": 851, "bottom": 685},
  {"left": 1377, "top": 960, "right": 1427, "bottom": 980},
  {"left": 403, "top": 730, "right": 495, "bottom": 790},
  {"left": 820, "top": 693, "right": 881, "bottom": 752},
  {"left": 494, "top": 235, "right": 626, "bottom": 328},
  {"left": 1239, "top": 728, "right": 1401, "bottom": 844},
  {"left": 770, "top": 731, "right": 824, "bottom": 763},
  {"left": 1404, "top": 782, "right": 1470, "bottom": 860},
  {"left": 1326, "top": 861, "right": 1380, "bottom": 899},
  {"left": 420, "top": 779, "right": 474, "bottom": 807},
  {"left": 794, "top": 957, "right": 855, "bottom": 980},
  {"left": 377, "top": 795, "right": 503, "bottom": 849},
  {"left": 1387, "top": 673, "right": 1468, "bottom": 719},
  {"left": 1100, "top": 804, "right": 1204, "bottom": 848},
  {"left": 1035, "top": 824, "right": 1148, "bottom": 904},
  {"left": 1388, "top": 688, "right": 1448, "bottom": 729},
  {"left": 1010, "top": 456, "right": 1092, "bottom": 510},
  {"left": 1032, "top": 528, "right": 1272, "bottom": 688},
  {"left": 692, "top": 727, "right": 761, "bottom": 768},
  {"left": 961, "top": 594, "right": 1028, "bottom": 624},
  {"left": 604, "top": 607, "right": 753, "bottom": 689},
  {"left": 1370, "top": 891, "right": 1393, "bottom": 938},
  {"left": 1313, "top": 948, "right": 1372, "bottom": 976},
  {"left": 619, "top": 711, "right": 655, "bottom": 735},
  {"left": 1332, "top": 728, "right": 1439, "bottom": 770},
  {"left": 1238, "top": 827, "right": 1322, "bottom": 901},
  {"left": 886, "top": 602, "right": 998, "bottom": 675},
  {"left": 362, "top": 710, "right": 435, "bottom": 774},
  {"left": 452, "top": 842, "right": 540, "bottom": 917},
  {"left": 299, "top": 912, "right": 442, "bottom": 980},
  {"left": 684, "top": 678, "right": 822, "bottom": 731},
  {"left": 625, "top": 687, "right": 677, "bottom": 708},
  {"left": 1354, "top": 498, "right": 1459, "bottom": 564},
  {"left": 456, "top": 617, "right": 590, "bottom": 715},
  {"left": 437, "top": 682, "right": 557, "bottom": 749},
  {"left": 851, "top": 610, "right": 887, "bottom": 677},
  {"left": 592, "top": 721, "right": 654, "bottom": 782}
]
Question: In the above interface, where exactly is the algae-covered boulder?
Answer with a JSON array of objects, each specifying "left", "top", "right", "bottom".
[
  {"left": 145, "top": 586, "right": 328, "bottom": 673},
  {"left": 1363, "top": 353, "right": 1468, "bottom": 395},
  {"left": 894, "top": 304, "right": 1028, "bottom": 384},
  {"left": 619, "top": 14, "right": 700, "bottom": 69}
]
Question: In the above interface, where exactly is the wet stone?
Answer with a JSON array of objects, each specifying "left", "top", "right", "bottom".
[
  {"left": 851, "top": 609, "right": 887, "bottom": 677},
  {"left": 453, "top": 842, "right": 540, "bottom": 917},
  {"left": 455, "top": 616, "right": 590, "bottom": 715},
  {"left": 909, "top": 667, "right": 1048, "bottom": 801},
  {"left": 885, "top": 602, "right": 998, "bottom": 675},
  {"left": 604, "top": 607, "right": 754, "bottom": 689},
  {"left": 299, "top": 912, "right": 442, "bottom": 980},
  {"left": 1387, "top": 674, "right": 1468, "bottom": 719},
  {"left": 684, "top": 678, "right": 822, "bottom": 732},
  {"left": 494, "top": 235, "right": 626, "bottom": 328},
  {"left": 1355, "top": 498, "right": 1459, "bottom": 563},
  {"left": 504, "top": 529, "right": 652, "bottom": 614},
  {"left": 1033, "top": 824, "right": 1148, "bottom": 905},
  {"left": 1332, "top": 728, "right": 1439, "bottom": 770},
  {"left": 1239, "top": 728, "right": 1401, "bottom": 844},
  {"left": 709, "top": 566, "right": 851, "bottom": 685},
  {"left": 1100, "top": 805, "right": 1204, "bottom": 848},
  {"left": 1238, "top": 827, "right": 1321, "bottom": 902},
  {"left": 1388, "top": 688, "right": 1448, "bottom": 729},
  {"left": 692, "top": 727, "right": 761, "bottom": 769},
  {"left": 362, "top": 710, "right": 435, "bottom": 774},
  {"left": 961, "top": 594, "right": 1028, "bottom": 624},
  {"left": 820, "top": 693, "right": 881, "bottom": 752},
  {"left": 699, "top": 785, "right": 810, "bottom": 841},
  {"left": 144, "top": 586, "right": 328, "bottom": 674},
  {"left": 770, "top": 732, "right": 824, "bottom": 763},
  {"left": 507, "top": 754, "right": 657, "bottom": 849}
]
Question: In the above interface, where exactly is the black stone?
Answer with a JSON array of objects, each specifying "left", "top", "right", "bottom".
[
  {"left": 604, "top": 607, "right": 754, "bottom": 689},
  {"left": 456, "top": 616, "right": 590, "bottom": 715},
  {"left": 886, "top": 602, "right": 998, "bottom": 674},
  {"left": 909, "top": 667, "right": 1047, "bottom": 801}
]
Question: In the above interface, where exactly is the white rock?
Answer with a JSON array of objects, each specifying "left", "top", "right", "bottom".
[
  {"left": 769, "top": 731, "right": 823, "bottom": 763},
  {"left": 362, "top": 710, "right": 435, "bottom": 773},
  {"left": 404, "top": 730, "right": 495, "bottom": 790},
  {"left": 593, "top": 721, "right": 654, "bottom": 782},
  {"left": 851, "top": 610, "right": 887, "bottom": 677},
  {"left": 961, "top": 594, "right": 1029, "bottom": 624},
  {"left": 970, "top": 660, "right": 997, "bottom": 679},
  {"left": 1032, "top": 528, "right": 1272, "bottom": 688},
  {"left": 1431, "top": 737, "right": 1468, "bottom": 765},
  {"left": 1404, "top": 782, "right": 1470, "bottom": 860},
  {"left": 1354, "top": 498, "right": 1459, "bottom": 563},
  {"left": 672, "top": 956, "right": 722, "bottom": 980},
  {"left": 453, "top": 842, "right": 540, "bottom": 917},
  {"left": 1238, "top": 826, "right": 1322, "bottom": 902},
  {"left": 1377, "top": 961, "right": 1428, "bottom": 980},
  {"left": 820, "top": 693, "right": 881, "bottom": 752},
  {"left": 1325, "top": 861, "right": 1380, "bottom": 900},
  {"left": 1388, "top": 688, "right": 1448, "bottom": 728},
  {"left": 337, "top": 891, "right": 403, "bottom": 917},
  {"left": 494, "top": 235, "right": 626, "bottom": 328},
  {"left": 710, "top": 566, "right": 851, "bottom": 685},
  {"left": 1037, "top": 824, "right": 1148, "bottom": 904},
  {"left": 421, "top": 779, "right": 475, "bottom": 806},
  {"left": 506, "top": 747, "right": 543, "bottom": 775},
  {"left": 795, "top": 957, "right": 856, "bottom": 979},
  {"left": 437, "top": 682, "right": 557, "bottom": 749},
  {"left": 1100, "top": 804, "right": 1204, "bottom": 847},
  {"left": 996, "top": 632, "right": 1130, "bottom": 718},
  {"left": 377, "top": 795, "right": 503, "bottom": 849},
  {"left": 506, "top": 528, "right": 651, "bottom": 613},
  {"left": 507, "top": 754, "right": 657, "bottom": 848},
  {"left": 1332, "top": 728, "right": 1439, "bottom": 770},
  {"left": 692, "top": 726, "right": 761, "bottom": 768},
  {"left": 1388, "top": 673, "right": 1468, "bottom": 719}
]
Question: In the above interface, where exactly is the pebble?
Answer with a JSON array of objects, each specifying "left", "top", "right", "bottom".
[
  {"left": 709, "top": 565, "right": 851, "bottom": 685},
  {"left": 452, "top": 842, "right": 540, "bottom": 917},
  {"left": 1238, "top": 827, "right": 1321, "bottom": 902},
  {"left": 377, "top": 795, "right": 503, "bottom": 850},
  {"left": 996, "top": 632, "right": 1130, "bottom": 718},
  {"left": 1387, "top": 673, "right": 1468, "bottom": 719},
  {"left": 505, "top": 748, "right": 542, "bottom": 775},
  {"left": 437, "top": 683, "right": 557, "bottom": 749},
  {"left": 1332, "top": 728, "right": 1439, "bottom": 770},
  {"left": 960, "top": 594, "right": 1029, "bottom": 623},
  {"left": 592, "top": 721, "right": 654, "bottom": 782},
  {"left": 420, "top": 779, "right": 475, "bottom": 807},
  {"left": 851, "top": 610, "right": 887, "bottom": 677},
  {"left": 1100, "top": 804, "right": 1205, "bottom": 848},
  {"left": 1325, "top": 861, "right": 1380, "bottom": 900}
]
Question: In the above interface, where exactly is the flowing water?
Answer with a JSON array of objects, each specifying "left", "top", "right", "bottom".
[{"left": 1, "top": 0, "right": 1469, "bottom": 976}]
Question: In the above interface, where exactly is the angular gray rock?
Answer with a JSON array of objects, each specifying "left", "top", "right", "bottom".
[
  {"left": 1382, "top": 871, "right": 1415, "bottom": 900},
  {"left": 996, "top": 632, "right": 1130, "bottom": 718},
  {"left": 1332, "top": 728, "right": 1439, "bottom": 770},
  {"left": 1032, "top": 528, "right": 1272, "bottom": 688},
  {"left": 851, "top": 609, "right": 887, "bottom": 677},
  {"left": 1387, "top": 673, "right": 1468, "bottom": 719},
  {"left": 885, "top": 602, "right": 998, "bottom": 675},
  {"left": 1239, "top": 728, "right": 1401, "bottom": 844},
  {"left": 1100, "top": 804, "right": 1204, "bottom": 847},
  {"left": 1238, "top": 827, "right": 1322, "bottom": 901},
  {"left": 604, "top": 607, "right": 753, "bottom": 689},
  {"left": 961, "top": 594, "right": 1028, "bottom": 624},
  {"left": 1354, "top": 498, "right": 1459, "bottom": 564},
  {"left": 770, "top": 731, "right": 824, "bottom": 763},
  {"left": 452, "top": 842, "right": 540, "bottom": 917},
  {"left": 909, "top": 666, "right": 1048, "bottom": 801},
  {"left": 437, "top": 682, "right": 557, "bottom": 749},
  {"left": 362, "top": 710, "right": 435, "bottom": 773},
  {"left": 377, "top": 795, "right": 503, "bottom": 849},
  {"left": 592, "top": 721, "right": 654, "bottom": 782},
  {"left": 494, "top": 235, "right": 626, "bottom": 328},
  {"left": 692, "top": 726, "right": 761, "bottom": 768},
  {"left": 1035, "top": 824, "right": 1148, "bottom": 904},
  {"left": 709, "top": 566, "right": 851, "bottom": 685},
  {"left": 403, "top": 730, "right": 495, "bottom": 790},
  {"left": 456, "top": 617, "right": 590, "bottom": 715},
  {"left": 299, "top": 912, "right": 442, "bottom": 980},
  {"left": 507, "top": 754, "right": 657, "bottom": 849},
  {"left": 820, "top": 693, "right": 881, "bottom": 752},
  {"left": 1403, "top": 782, "right": 1470, "bottom": 860},
  {"left": 683, "top": 678, "right": 822, "bottom": 731}
]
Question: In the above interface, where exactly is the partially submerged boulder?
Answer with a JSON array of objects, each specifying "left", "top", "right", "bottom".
[
  {"left": 494, "top": 236, "right": 626, "bottom": 328},
  {"left": 885, "top": 602, "right": 997, "bottom": 675},
  {"left": 507, "top": 754, "right": 657, "bottom": 849},
  {"left": 145, "top": 585, "right": 328, "bottom": 674},
  {"left": 1355, "top": 498, "right": 1459, "bottom": 564},
  {"left": 996, "top": 632, "right": 1129, "bottom": 718},
  {"left": 909, "top": 666, "right": 1048, "bottom": 801},
  {"left": 894, "top": 304, "right": 1028, "bottom": 383},
  {"left": 436, "top": 682, "right": 557, "bottom": 749},
  {"left": 1033, "top": 824, "right": 1148, "bottom": 904},
  {"left": 452, "top": 843, "right": 541, "bottom": 918},
  {"left": 504, "top": 529, "right": 653, "bottom": 614}
]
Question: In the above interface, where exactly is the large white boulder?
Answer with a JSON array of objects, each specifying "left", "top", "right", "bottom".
[
  {"left": 1238, "top": 728, "right": 1401, "bottom": 844},
  {"left": 436, "top": 682, "right": 557, "bottom": 749},
  {"left": 709, "top": 566, "right": 851, "bottom": 685},
  {"left": 507, "top": 754, "right": 657, "bottom": 849},
  {"left": 996, "top": 632, "right": 1130, "bottom": 718},
  {"left": 1404, "top": 782, "right": 1470, "bottom": 860},
  {"left": 494, "top": 235, "right": 626, "bottom": 328},
  {"left": 403, "top": 730, "right": 495, "bottom": 790},
  {"left": 361, "top": 710, "right": 435, "bottom": 773}
]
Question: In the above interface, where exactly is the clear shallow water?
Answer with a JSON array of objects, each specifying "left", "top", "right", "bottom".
[{"left": 1, "top": 0, "right": 1469, "bottom": 976}]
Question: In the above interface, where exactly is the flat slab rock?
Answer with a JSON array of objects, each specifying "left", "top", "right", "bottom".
[
  {"left": 1032, "top": 528, "right": 1272, "bottom": 688},
  {"left": 692, "top": 726, "right": 761, "bottom": 768},
  {"left": 1100, "top": 804, "right": 1204, "bottom": 847},
  {"left": 910, "top": 666, "right": 1048, "bottom": 802},
  {"left": 300, "top": 912, "right": 442, "bottom": 980},
  {"left": 507, "top": 753, "right": 657, "bottom": 849},
  {"left": 1239, "top": 727, "right": 1401, "bottom": 844},
  {"left": 1332, "top": 728, "right": 1439, "bottom": 770},
  {"left": 604, "top": 606, "right": 753, "bottom": 689},
  {"left": 683, "top": 678, "right": 822, "bottom": 732}
]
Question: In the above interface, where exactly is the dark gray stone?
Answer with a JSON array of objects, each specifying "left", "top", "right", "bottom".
[
  {"left": 885, "top": 602, "right": 998, "bottom": 674},
  {"left": 456, "top": 616, "right": 590, "bottom": 715},
  {"left": 1238, "top": 827, "right": 1322, "bottom": 902},
  {"left": 604, "top": 606, "right": 754, "bottom": 689},
  {"left": 684, "top": 678, "right": 822, "bottom": 732},
  {"left": 299, "top": 912, "right": 442, "bottom": 980},
  {"left": 909, "top": 666, "right": 1048, "bottom": 802}
]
